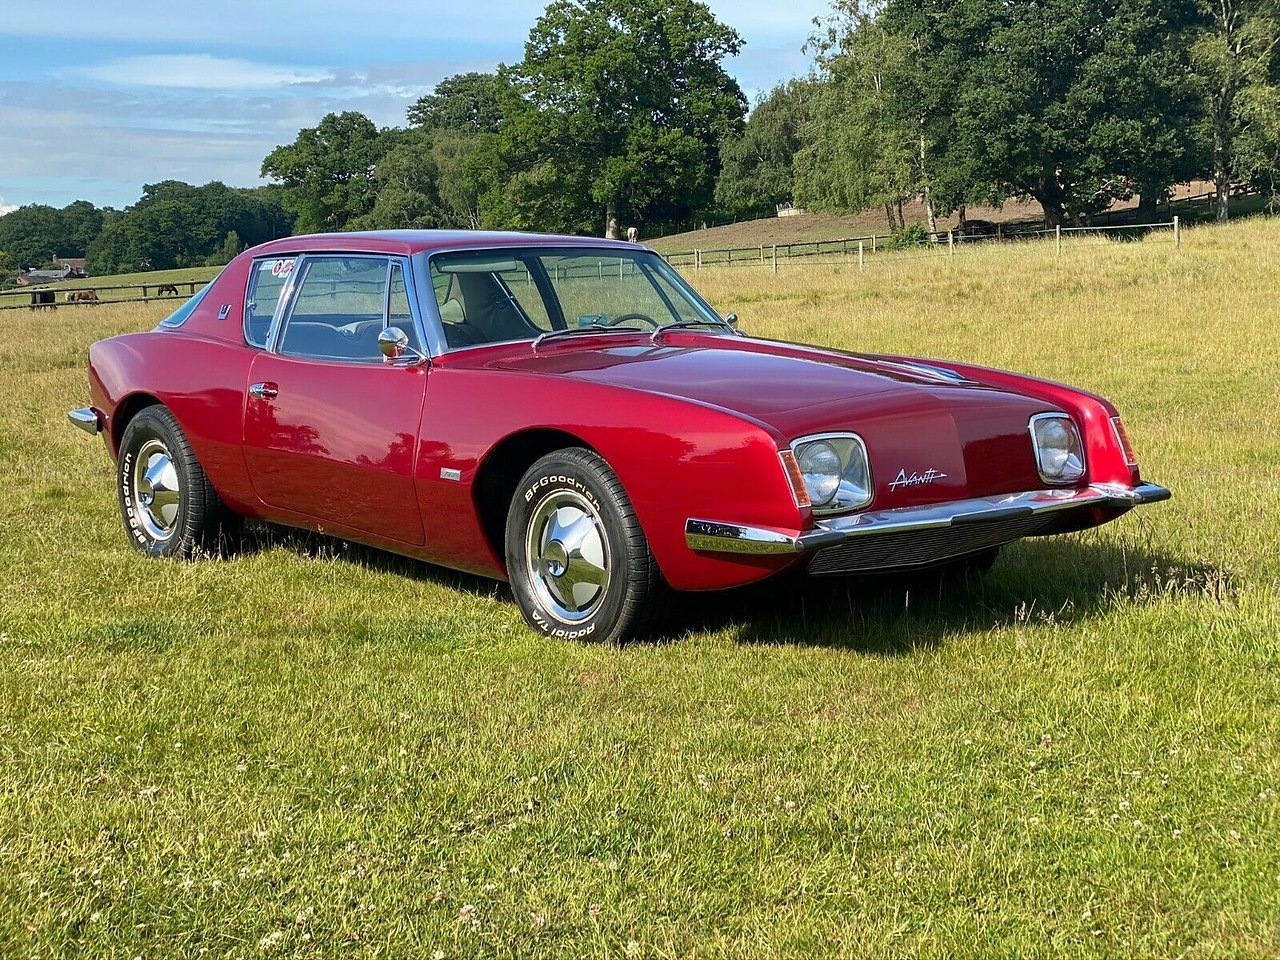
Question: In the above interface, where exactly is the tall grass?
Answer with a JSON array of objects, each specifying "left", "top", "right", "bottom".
[{"left": 0, "top": 220, "right": 1276, "bottom": 957}]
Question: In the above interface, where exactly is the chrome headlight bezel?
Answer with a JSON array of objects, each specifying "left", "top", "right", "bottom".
[
  {"left": 788, "top": 432, "right": 874, "bottom": 515},
  {"left": 1029, "top": 412, "right": 1086, "bottom": 484}
]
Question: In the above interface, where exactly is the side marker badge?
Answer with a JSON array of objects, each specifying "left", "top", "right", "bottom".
[{"left": 441, "top": 468, "right": 462, "bottom": 482}]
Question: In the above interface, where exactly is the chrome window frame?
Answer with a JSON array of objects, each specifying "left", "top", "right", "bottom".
[{"left": 259, "top": 254, "right": 432, "bottom": 364}]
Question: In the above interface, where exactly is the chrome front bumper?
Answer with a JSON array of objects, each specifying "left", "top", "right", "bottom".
[
  {"left": 685, "top": 483, "right": 1172, "bottom": 556},
  {"left": 68, "top": 407, "right": 103, "bottom": 434}
]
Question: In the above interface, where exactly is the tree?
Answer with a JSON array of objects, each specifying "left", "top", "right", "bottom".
[
  {"left": 497, "top": 0, "right": 747, "bottom": 236},
  {"left": 715, "top": 80, "right": 814, "bottom": 218},
  {"left": 795, "top": 5, "right": 932, "bottom": 230},
  {"left": 261, "top": 112, "right": 391, "bottom": 233},
  {"left": 1192, "top": 0, "right": 1280, "bottom": 219},
  {"left": 349, "top": 131, "right": 446, "bottom": 230},
  {"left": 0, "top": 250, "right": 17, "bottom": 289},
  {"left": 207, "top": 230, "right": 243, "bottom": 266},
  {"left": 407, "top": 72, "right": 507, "bottom": 133},
  {"left": 0, "top": 204, "right": 63, "bottom": 267},
  {"left": 859, "top": 0, "right": 1205, "bottom": 227}
]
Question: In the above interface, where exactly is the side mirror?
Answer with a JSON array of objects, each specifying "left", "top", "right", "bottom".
[
  {"left": 378, "top": 326, "right": 426, "bottom": 366},
  {"left": 725, "top": 313, "right": 738, "bottom": 327}
]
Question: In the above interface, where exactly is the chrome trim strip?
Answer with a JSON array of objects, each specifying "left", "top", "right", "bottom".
[
  {"left": 684, "top": 519, "right": 806, "bottom": 555},
  {"left": 68, "top": 407, "right": 101, "bottom": 434},
  {"left": 685, "top": 482, "right": 1171, "bottom": 555}
]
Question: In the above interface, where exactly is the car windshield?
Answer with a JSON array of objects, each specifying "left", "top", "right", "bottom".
[{"left": 427, "top": 247, "right": 727, "bottom": 350}]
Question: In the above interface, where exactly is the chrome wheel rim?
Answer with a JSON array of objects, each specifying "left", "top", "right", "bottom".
[
  {"left": 524, "top": 489, "right": 611, "bottom": 623},
  {"left": 132, "top": 438, "right": 181, "bottom": 541}
]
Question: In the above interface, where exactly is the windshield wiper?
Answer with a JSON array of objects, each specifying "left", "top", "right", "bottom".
[
  {"left": 532, "top": 323, "right": 643, "bottom": 351},
  {"left": 649, "top": 317, "right": 735, "bottom": 343}
]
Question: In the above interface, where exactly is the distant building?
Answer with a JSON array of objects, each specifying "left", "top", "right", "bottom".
[
  {"left": 54, "top": 257, "right": 89, "bottom": 277},
  {"left": 16, "top": 259, "right": 88, "bottom": 285}
]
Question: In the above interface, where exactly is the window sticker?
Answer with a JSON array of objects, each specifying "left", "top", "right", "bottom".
[{"left": 270, "top": 258, "right": 295, "bottom": 278}]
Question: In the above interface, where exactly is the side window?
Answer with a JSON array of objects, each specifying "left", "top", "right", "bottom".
[
  {"left": 277, "top": 256, "right": 389, "bottom": 363},
  {"left": 245, "top": 257, "right": 294, "bottom": 347},
  {"left": 429, "top": 257, "right": 546, "bottom": 349}
]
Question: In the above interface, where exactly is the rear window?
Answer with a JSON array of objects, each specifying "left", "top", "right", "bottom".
[{"left": 157, "top": 281, "right": 213, "bottom": 330}]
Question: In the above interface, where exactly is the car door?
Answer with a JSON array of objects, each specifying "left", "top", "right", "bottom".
[{"left": 241, "top": 254, "right": 429, "bottom": 546}]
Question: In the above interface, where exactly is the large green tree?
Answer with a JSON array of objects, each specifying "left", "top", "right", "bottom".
[
  {"left": 715, "top": 80, "right": 814, "bottom": 218},
  {"left": 349, "top": 131, "right": 446, "bottom": 230},
  {"left": 407, "top": 72, "right": 508, "bottom": 134},
  {"left": 1192, "top": 0, "right": 1280, "bottom": 219},
  {"left": 496, "top": 0, "right": 747, "bottom": 236},
  {"left": 896, "top": 0, "right": 1203, "bottom": 225},
  {"left": 261, "top": 111, "right": 391, "bottom": 233},
  {"left": 795, "top": 4, "right": 936, "bottom": 230},
  {"left": 802, "top": 0, "right": 1204, "bottom": 228}
]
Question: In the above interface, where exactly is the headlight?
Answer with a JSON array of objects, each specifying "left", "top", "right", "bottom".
[
  {"left": 1030, "top": 413, "right": 1086, "bottom": 483},
  {"left": 789, "top": 433, "right": 873, "bottom": 513}
]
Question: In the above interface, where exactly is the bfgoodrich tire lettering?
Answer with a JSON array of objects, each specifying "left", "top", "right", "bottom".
[
  {"left": 117, "top": 404, "right": 236, "bottom": 558},
  {"left": 506, "top": 448, "right": 666, "bottom": 644}
]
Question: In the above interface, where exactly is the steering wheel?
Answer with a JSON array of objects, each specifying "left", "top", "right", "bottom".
[{"left": 608, "top": 312, "right": 659, "bottom": 329}]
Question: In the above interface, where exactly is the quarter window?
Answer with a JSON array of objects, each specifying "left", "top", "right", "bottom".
[{"left": 245, "top": 257, "right": 295, "bottom": 347}]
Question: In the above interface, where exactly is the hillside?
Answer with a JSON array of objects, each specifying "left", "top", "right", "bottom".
[{"left": 646, "top": 181, "right": 1224, "bottom": 253}]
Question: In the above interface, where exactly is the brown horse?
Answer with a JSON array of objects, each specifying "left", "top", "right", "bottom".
[
  {"left": 156, "top": 284, "right": 180, "bottom": 297},
  {"left": 66, "top": 289, "right": 100, "bottom": 304}
]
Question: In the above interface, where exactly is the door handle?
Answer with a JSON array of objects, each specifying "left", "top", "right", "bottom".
[{"left": 249, "top": 382, "right": 278, "bottom": 399}]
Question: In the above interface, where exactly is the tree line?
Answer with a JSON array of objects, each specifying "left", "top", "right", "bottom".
[
  {"left": 2, "top": 0, "right": 1276, "bottom": 283},
  {"left": 0, "top": 181, "right": 293, "bottom": 286}
]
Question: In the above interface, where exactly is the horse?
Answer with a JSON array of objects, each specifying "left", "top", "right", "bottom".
[
  {"left": 156, "top": 284, "right": 180, "bottom": 297},
  {"left": 67, "top": 289, "right": 100, "bottom": 304},
  {"left": 626, "top": 225, "right": 639, "bottom": 243}
]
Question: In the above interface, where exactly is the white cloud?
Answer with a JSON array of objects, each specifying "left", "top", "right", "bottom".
[
  {"left": 75, "top": 55, "right": 334, "bottom": 90},
  {"left": 0, "top": 197, "right": 18, "bottom": 216}
]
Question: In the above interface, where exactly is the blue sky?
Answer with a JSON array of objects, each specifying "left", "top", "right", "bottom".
[{"left": 0, "top": 0, "right": 830, "bottom": 215}]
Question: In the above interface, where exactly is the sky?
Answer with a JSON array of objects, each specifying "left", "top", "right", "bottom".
[{"left": 0, "top": 0, "right": 831, "bottom": 215}]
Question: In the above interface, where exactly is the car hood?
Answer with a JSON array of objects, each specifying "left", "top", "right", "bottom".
[
  {"left": 484, "top": 335, "right": 1026, "bottom": 418},
  {"left": 478, "top": 334, "right": 1053, "bottom": 505}
]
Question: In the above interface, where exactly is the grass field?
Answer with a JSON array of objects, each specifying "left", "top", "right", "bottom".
[{"left": 1, "top": 220, "right": 1277, "bottom": 957}]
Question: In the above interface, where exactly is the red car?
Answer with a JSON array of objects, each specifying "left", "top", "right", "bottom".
[{"left": 70, "top": 231, "right": 1170, "bottom": 642}]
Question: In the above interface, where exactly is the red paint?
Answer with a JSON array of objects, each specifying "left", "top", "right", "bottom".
[{"left": 79, "top": 231, "right": 1158, "bottom": 593}]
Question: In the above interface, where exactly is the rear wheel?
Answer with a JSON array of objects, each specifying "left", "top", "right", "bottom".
[
  {"left": 506, "top": 448, "right": 665, "bottom": 644},
  {"left": 117, "top": 405, "right": 237, "bottom": 558}
]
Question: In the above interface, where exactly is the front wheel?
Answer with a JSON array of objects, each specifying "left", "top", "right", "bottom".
[
  {"left": 506, "top": 448, "right": 666, "bottom": 643},
  {"left": 117, "top": 405, "right": 237, "bottom": 558}
]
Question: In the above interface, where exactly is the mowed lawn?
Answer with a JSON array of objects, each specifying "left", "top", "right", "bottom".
[{"left": 1, "top": 220, "right": 1277, "bottom": 958}]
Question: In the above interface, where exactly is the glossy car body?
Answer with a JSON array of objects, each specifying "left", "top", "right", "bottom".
[{"left": 71, "top": 230, "right": 1169, "bottom": 639}]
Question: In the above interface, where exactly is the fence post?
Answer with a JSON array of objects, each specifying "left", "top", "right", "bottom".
[
  {"left": 1174, "top": 215, "right": 1181, "bottom": 249},
  {"left": 948, "top": 230, "right": 954, "bottom": 256},
  {"left": 771, "top": 245, "right": 778, "bottom": 274},
  {"left": 871, "top": 234, "right": 877, "bottom": 255},
  {"left": 858, "top": 241, "right": 864, "bottom": 270},
  {"left": 1055, "top": 224, "right": 1061, "bottom": 255},
  {"left": 695, "top": 249, "right": 701, "bottom": 270},
  {"left": 759, "top": 244, "right": 764, "bottom": 264}
]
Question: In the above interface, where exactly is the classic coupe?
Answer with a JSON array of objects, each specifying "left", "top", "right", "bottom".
[{"left": 70, "top": 231, "right": 1170, "bottom": 643}]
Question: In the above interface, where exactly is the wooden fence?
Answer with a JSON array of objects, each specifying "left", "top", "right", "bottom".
[
  {"left": 0, "top": 279, "right": 205, "bottom": 312},
  {"left": 663, "top": 218, "right": 1183, "bottom": 273}
]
